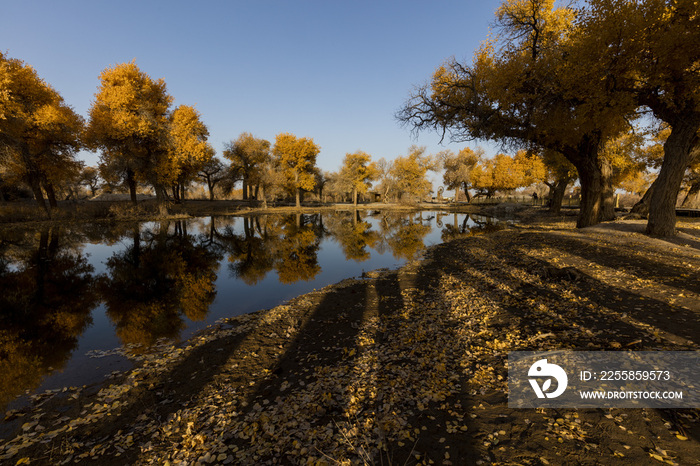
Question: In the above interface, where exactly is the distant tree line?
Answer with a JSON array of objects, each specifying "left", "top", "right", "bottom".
[{"left": 3, "top": 0, "right": 699, "bottom": 232}]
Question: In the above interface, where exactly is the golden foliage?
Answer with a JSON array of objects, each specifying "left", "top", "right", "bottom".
[
  {"left": 0, "top": 52, "right": 83, "bottom": 206},
  {"left": 272, "top": 133, "right": 320, "bottom": 201},
  {"left": 338, "top": 151, "right": 378, "bottom": 204},
  {"left": 390, "top": 146, "right": 436, "bottom": 202},
  {"left": 85, "top": 61, "right": 174, "bottom": 191},
  {"left": 169, "top": 105, "right": 215, "bottom": 185}
]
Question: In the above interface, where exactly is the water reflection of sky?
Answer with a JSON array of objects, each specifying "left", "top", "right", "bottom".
[{"left": 0, "top": 210, "right": 506, "bottom": 411}]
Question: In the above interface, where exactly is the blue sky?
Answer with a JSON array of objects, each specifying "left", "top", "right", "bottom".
[{"left": 1, "top": 0, "right": 503, "bottom": 177}]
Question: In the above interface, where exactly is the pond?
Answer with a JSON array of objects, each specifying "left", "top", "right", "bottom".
[{"left": 0, "top": 210, "right": 507, "bottom": 412}]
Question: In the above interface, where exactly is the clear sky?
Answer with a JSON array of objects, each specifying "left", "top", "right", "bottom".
[{"left": 1, "top": 0, "right": 503, "bottom": 178}]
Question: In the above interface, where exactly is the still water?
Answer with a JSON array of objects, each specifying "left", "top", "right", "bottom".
[{"left": 0, "top": 210, "right": 504, "bottom": 411}]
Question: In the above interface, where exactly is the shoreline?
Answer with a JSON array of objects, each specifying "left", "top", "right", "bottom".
[
  {"left": 0, "top": 200, "right": 548, "bottom": 229},
  {"left": 1, "top": 211, "right": 698, "bottom": 464},
  {"left": 0, "top": 199, "right": 520, "bottom": 230}
]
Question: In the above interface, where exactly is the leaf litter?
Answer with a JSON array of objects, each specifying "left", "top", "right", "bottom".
[{"left": 0, "top": 214, "right": 698, "bottom": 465}]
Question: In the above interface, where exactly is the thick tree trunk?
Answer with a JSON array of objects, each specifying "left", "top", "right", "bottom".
[
  {"left": 574, "top": 155, "right": 614, "bottom": 228},
  {"left": 562, "top": 134, "right": 613, "bottom": 228},
  {"left": 631, "top": 179, "right": 655, "bottom": 216},
  {"left": 180, "top": 183, "right": 186, "bottom": 202},
  {"left": 647, "top": 121, "right": 698, "bottom": 236},
  {"left": 296, "top": 188, "right": 301, "bottom": 208},
  {"left": 681, "top": 180, "right": 700, "bottom": 208},
  {"left": 548, "top": 178, "right": 569, "bottom": 214},
  {"left": 353, "top": 187, "right": 358, "bottom": 206},
  {"left": 600, "top": 157, "right": 616, "bottom": 221},
  {"left": 242, "top": 178, "right": 248, "bottom": 200}
]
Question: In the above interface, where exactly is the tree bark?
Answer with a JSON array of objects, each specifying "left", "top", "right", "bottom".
[
  {"left": 630, "top": 179, "right": 655, "bottom": 216},
  {"left": 574, "top": 155, "right": 614, "bottom": 228},
  {"left": 548, "top": 178, "right": 569, "bottom": 214},
  {"left": 600, "top": 157, "right": 616, "bottom": 221},
  {"left": 563, "top": 134, "right": 614, "bottom": 228},
  {"left": 242, "top": 178, "right": 248, "bottom": 200},
  {"left": 646, "top": 121, "right": 698, "bottom": 236},
  {"left": 353, "top": 187, "right": 358, "bottom": 206},
  {"left": 681, "top": 180, "right": 700, "bottom": 208}
]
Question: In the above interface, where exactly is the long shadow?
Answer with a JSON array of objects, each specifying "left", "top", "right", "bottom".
[
  {"left": 430, "top": 234, "right": 700, "bottom": 454},
  {"left": 535, "top": 231, "right": 700, "bottom": 295},
  {"left": 27, "top": 323, "right": 259, "bottom": 465},
  {"left": 221, "top": 277, "right": 372, "bottom": 462}
]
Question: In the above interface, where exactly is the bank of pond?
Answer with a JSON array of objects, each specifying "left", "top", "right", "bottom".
[{"left": 0, "top": 210, "right": 510, "bottom": 413}]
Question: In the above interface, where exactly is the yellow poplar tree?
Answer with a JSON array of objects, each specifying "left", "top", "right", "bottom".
[
  {"left": 169, "top": 105, "right": 215, "bottom": 202},
  {"left": 85, "top": 61, "right": 174, "bottom": 204},
  {"left": 540, "top": 149, "right": 577, "bottom": 213},
  {"left": 390, "top": 146, "right": 436, "bottom": 203},
  {"left": 577, "top": 0, "right": 700, "bottom": 236},
  {"left": 339, "top": 150, "right": 378, "bottom": 206},
  {"left": 223, "top": 132, "right": 271, "bottom": 201},
  {"left": 441, "top": 147, "right": 481, "bottom": 203},
  {"left": 272, "top": 133, "right": 320, "bottom": 207},
  {"left": 399, "top": 0, "right": 635, "bottom": 228},
  {"left": 0, "top": 52, "right": 83, "bottom": 215}
]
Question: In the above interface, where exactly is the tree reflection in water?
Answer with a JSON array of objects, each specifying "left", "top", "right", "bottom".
[
  {"left": 0, "top": 227, "right": 97, "bottom": 407},
  {"left": 99, "top": 220, "right": 222, "bottom": 348},
  {"left": 325, "top": 211, "right": 381, "bottom": 262},
  {"left": 375, "top": 211, "right": 432, "bottom": 260},
  {"left": 0, "top": 210, "right": 498, "bottom": 409},
  {"left": 216, "top": 214, "right": 323, "bottom": 285}
]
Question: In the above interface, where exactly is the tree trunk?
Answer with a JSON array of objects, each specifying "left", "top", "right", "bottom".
[
  {"left": 647, "top": 121, "right": 698, "bottom": 236},
  {"left": 242, "top": 178, "right": 248, "bottom": 200},
  {"left": 564, "top": 134, "right": 613, "bottom": 228},
  {"left": 462, "top": 183, "right": 471, "bottom": 203},
  {"left": 600, "top": 157, "right": 616, "bottom": 221},
  {"left": 681, "top": 180, "right": 700, "bottom": 208},
  {"left": 29, "top": 176, "right": 50, "bottom": 217},
  {"left": 296, "top": 188, "right": 301, "bottom": 208},
  {"left": 631, "top": 179, "right": 655, "bottom": 216},
  {"left": 44, "top": 181, "right": 58, "bottom": 209},
  {"left": 574, "top": 156, "right": 614, "bottom": 228},
  {"left": 353, "top": 187, "right": 358, "bottom": 206},
  {"left": 126, "top": 168, "right": 137, "bottom": 206},
  {"left": 180, "top": 183, "right": 186, "bottom": 202},
  {"left": 155, "top": 186, "right": 168, "bottom": 206},
  {"left": 548, "top": 178, "right": 569, "bottom": 214},
  {"left": 206, "top": 177, "right": 215, "bottom": 201},
  {"left": 260, "top": 184, "right": 268, "bottom": 209}
]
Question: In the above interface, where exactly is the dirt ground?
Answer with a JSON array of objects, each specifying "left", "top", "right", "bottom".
[{"left": 1, "top": 209, "right": 698, "bottom": 465}]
